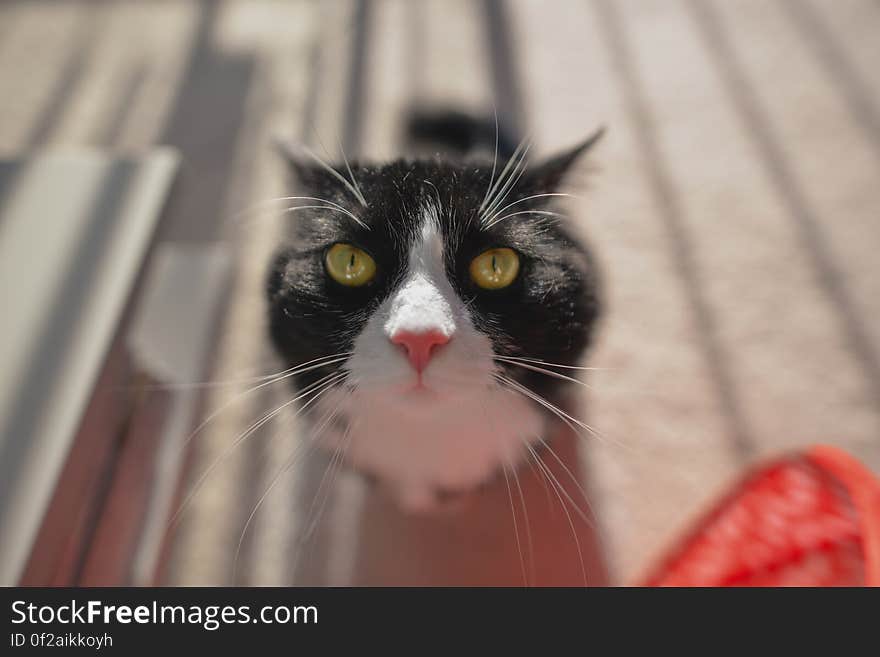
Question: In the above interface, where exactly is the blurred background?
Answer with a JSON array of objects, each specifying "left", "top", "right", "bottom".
[{"left": 1, "top": 0, "right": 879, "bottom": 586}]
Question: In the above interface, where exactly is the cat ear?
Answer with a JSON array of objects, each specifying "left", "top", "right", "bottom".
[
  {"left": 274, "top": 138, "right": 368, "bottom": 208},
  {"left": 522, "top": 127, "right": 605, "bottom": 192},
  {"left": 274, "top": 137, "right": 335, "bottom": 189}
]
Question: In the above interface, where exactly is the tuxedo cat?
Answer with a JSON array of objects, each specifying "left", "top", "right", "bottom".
[{"left": 267, "top": 123, "right": 603, "bottom": 510}]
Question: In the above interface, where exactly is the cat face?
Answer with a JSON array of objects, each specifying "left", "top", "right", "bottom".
[{"left": 266, "top": 137, "right": 602, "bottom": 509}]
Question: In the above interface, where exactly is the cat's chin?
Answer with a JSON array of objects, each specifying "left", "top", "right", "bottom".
[
  {"left": 387, "top": 473, "right": 500, "bottom": 514},
  {"left": 316, "top": 375, "right": 547, "bottom": 512}
]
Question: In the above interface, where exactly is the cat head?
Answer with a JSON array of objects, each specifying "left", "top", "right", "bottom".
[{"left": 265, "top": 133, "right": 604, "bottom": 505}]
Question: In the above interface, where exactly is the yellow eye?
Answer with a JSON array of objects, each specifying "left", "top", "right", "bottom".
[
  {"left": 325, "top": 243, "right": 376, "bottom": 287},
  {"left": 469, "top": 247, "right": 520, "bottom": 290}
]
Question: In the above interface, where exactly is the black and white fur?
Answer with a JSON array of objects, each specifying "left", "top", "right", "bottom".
[{"left": 267, "top": 129, "right": 603, "bottom": 510}]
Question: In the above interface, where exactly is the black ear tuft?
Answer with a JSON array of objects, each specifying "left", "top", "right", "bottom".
[{"left": 524, "top": 127, "right": 605, "bottom": 191}]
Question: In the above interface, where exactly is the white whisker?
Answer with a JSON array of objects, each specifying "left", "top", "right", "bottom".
[
  {"left": 167, "top": 370, "right": 347, "bottom": 531},
  {"left": 497, "top": 355, "right": 611, "bottom": 372},
  {"left": 485, "top": 192, "right": 577, "bottom": 227},
  {"left": 531, "top": 436, "right": 598, "bottom": 532},
  {"left": 521, "top": 440, "right": 588, "bottom": 586},
  {"left": 233, "top": 195, "right": 362, "bottom": 224},
  {"left": 232, "top": 383, "right": 350, "bottom": 581},
  {"left": 480, "top": 105, "right": 501, "bottom": 212},
  {"left": 299, "top": 144, "right": 368, "bottom": 208},
  {"left": 495, "top": 373, "right": 608, "bottom": 445},
  {"left": 477, "top": 395, "right": 530, "bottom": 585},
  {"left": 178, "top": 354, "right": 351, "bottom": 451},
  {"left": 337, "top": 135, "right": 366, "bottom": 209},
  {"left": 299, "top": 413, "right": 354, "bottom": 545},
  {"left": 485, "top": 209, "right": 566, "bottom": 229},
  {"left": 494, "top": 356, "right": 593, "bottom": 390},
  {"left": 508, "top": 457, "right": 534, "bottom": 585},
  {"left": 151, "top": 352, "right": 351, "bottom": 392},
  {"left": 279, "top": 204, "right": 367, "bottom": 228},
  {"left": 480, "top": 136, "right": 529, "bottom": 216},
  {"left": 501, "top": 464, "right": 529, "bottom": 587},
  {"left": 481, "top": 142, "right": 531, "bottom": 224}
]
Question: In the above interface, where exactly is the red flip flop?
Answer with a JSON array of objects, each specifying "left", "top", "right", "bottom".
[{"left": 642, "top": 445, "right": 880, "bottom": 587}]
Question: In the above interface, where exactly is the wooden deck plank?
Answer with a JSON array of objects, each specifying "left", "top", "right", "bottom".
[
  {"left": 164, "top": 0, "right": 324, "bottom": 586},
  {"left": 113, "top": 1, "right": 202, "bottom": 151},
  {"left": 514, "top": 0, "right": 880, "bottom": 582},
  {"left": 361, "top": 0, "right": 411, "bottom": 160},
  {"left": 4, "top": 0, "right": 879, "bottom": 586},
  {"left": 0, "top": 1, "right": 90, "bottom": 151},
  {"left": 795, "top": 0, "right": 880, "bottom": 133},
  {"left": 169, "top": 0, "right": 880, "bottom": 585},
  {"left": 511, "top": 0, "right": 737, "bottom": 582},
  {"left": 696, "top": 0, "right": 880, "bottom": 463}
]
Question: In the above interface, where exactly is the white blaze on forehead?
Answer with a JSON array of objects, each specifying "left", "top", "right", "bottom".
[{"left": 383, "top": 211, "right": 456, "bottom": 339}]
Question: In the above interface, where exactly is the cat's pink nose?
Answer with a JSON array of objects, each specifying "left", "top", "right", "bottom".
[{"left": 390, "top": 330, "right": 450, "bottom": 373}]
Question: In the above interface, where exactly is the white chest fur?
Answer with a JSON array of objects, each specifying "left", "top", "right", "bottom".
[{"left": 314, "top": 382, "right": 545, "bottom": 510}]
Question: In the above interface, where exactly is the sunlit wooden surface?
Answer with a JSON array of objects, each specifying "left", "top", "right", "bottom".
[{"left": 2, "top": 0, "right": 879, "bottom": 585}]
